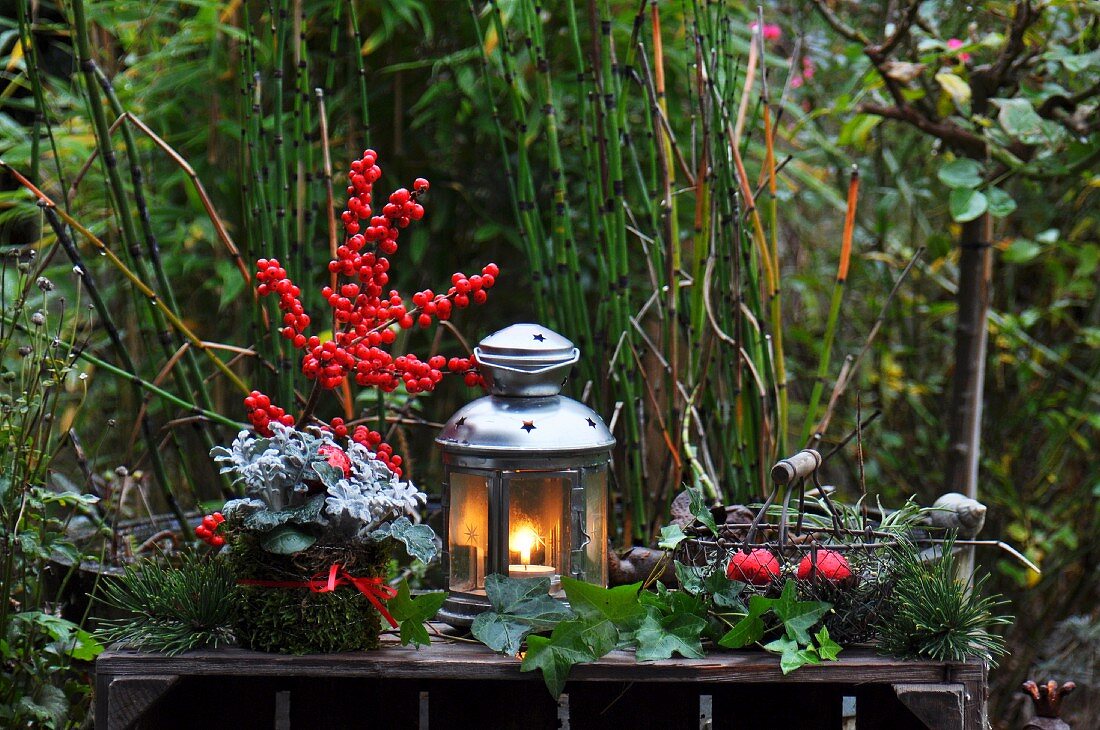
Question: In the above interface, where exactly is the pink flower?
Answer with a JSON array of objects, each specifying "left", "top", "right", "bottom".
[
  {"left": 946, "top": 38, "right": 971, "bottom": 63},
  {"left": 750, "top": 22, "right": 782, "bottom": 42},
  {"left": 801, "top": 56, "right": 815, "bottom": 80}
]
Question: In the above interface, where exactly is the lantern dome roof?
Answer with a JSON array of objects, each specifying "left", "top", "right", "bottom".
[{"left": 436, "top": 393, "right": 614, "bottom": 456}]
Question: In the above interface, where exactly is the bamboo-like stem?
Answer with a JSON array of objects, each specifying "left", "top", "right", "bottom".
[
  {"left": 2, "top": 163, "right": 250, "bottom": 395},
  {"left": 811, "top": 247, "right": 924, "bottom": 446},
  {"left": 348, "top": 0, "right": 372, "bottom": 148},
  {"left": 41, "top": 206, "right": 193, "bottom": 536},
  {"left": 801, "top": 166, "right": 859, "bottom": 446},
  {"left": 88, "top": 66, "right": 229, "bottom": 492}
]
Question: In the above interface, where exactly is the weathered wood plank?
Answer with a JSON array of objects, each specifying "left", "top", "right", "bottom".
[
  {"left": 105, "top": 675, "right": 178, "bottom": 730},
  {"left": 97, "top": 639, "right": 984, "bottom": 687},
  {"left": 892, "top": 683, "right": 965, "bottom": 730}
]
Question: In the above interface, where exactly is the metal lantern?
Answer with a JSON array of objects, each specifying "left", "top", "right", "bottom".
[{"left": 436, "top": 323, "right": 614, "bottom": 627}]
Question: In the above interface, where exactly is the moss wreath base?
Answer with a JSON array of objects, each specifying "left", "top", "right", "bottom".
[{"left": 228, "top": 536, "right": 390, "bottom": 654}]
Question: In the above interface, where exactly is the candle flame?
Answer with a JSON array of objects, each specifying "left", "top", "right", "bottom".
[{"left": 511, "top": 524, "right": 539, "bottom": 566}]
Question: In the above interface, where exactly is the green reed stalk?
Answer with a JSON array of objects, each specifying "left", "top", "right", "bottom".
[
  {"left": 487, "top": 0, "right": 548, "bottom": 316},
  {"left": 518, "top": 0, "right": 590, "bottom": 353},
  {"left": 347, "top": 0, "right": 372, "bottom": 148},
  {"left": 801, "top": 168, "right": 858, "bottom": 446},
  {"left": 43, "top": 208, "right": 192, "bottom": 535}
]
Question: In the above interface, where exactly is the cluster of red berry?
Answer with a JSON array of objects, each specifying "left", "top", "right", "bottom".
[
  {"left": 256, "top": 259, "right": 310, "bottom": 349},
  {"left": 244, "top": 391, "right": 295, "bottom": 433},
  {"left": 243, "top": 149, "right": 498, "bottom": 479},
  {"left": 195, "top": 512, "right": 225, "bottom": 547}
]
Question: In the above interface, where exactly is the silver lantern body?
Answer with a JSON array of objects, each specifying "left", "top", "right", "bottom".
[{"left": 436, "top": 323, "right": 614, "bottom": 627}]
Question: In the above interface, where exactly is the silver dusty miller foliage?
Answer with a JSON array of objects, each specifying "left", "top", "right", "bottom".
[{"left": 210, "top": 423, "right": 437, "bottom": 561}]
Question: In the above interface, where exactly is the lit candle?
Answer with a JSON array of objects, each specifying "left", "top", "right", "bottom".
[
  {"left": 512, "top": 524, "right": 538, "bottom": 565},
  {"left": 508, "top": 523, "right": 554, "bottom": 579},
  {"left": 508, "top": 563, "right": 555, "bottom": 579}
]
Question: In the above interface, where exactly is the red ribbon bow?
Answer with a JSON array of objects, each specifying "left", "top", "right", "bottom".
[{"left": 239, "top": 563, "right": 399, "bottom": 629}]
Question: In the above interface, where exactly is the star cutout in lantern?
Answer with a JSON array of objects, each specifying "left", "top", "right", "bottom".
[
  {"left": 456, "top": 416, "right": 467, "bottom": 426},
  {"left": 532, "top": 333, "right": 546, "bottom": 342},
  {"left": 586, "top": 417, "right": 597, "bottom": 428},
  {"left": 521, "top": 420, "right": 536, "bottom": 433},
  {"left": 464, "top": 523, "right": 479, "bottom": 545}
]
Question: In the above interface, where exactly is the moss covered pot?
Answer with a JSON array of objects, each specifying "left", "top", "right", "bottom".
[{"left": 228, "top": 536, "right": 390, "bottom": 654}]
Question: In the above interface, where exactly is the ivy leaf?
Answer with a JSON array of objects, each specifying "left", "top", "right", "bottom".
[
  {"left": 771, "top": 580, "right": 832, "bottom": 645},
  {"left": 936, "top": 159, "right": 982, "bottom": 189},
  {"left": 472, "top": 613, "right": 537, "bottom": 657},
  {"left": 484, "top": 574, "right": 574, "bottom": 626},
  {"left": 717, "top": 593, "right": 774, "bottom": 649},
  {"left": 764, "top": 635, "right": 821, "bottom": 675},
  {"left": 259, "top": 525, "right": 317, "bottom": 554},
  {"left": 658, "top": 524, "right": 687, "bottom": 550},
  {"left": 634, "top": 609, "right": 706, "bottom": 661},
  {"left": 949, "top": 188, "right": 988, "bottom": 222},
  {"left": 815, "top": 625, "right": 843, "bottom": 662},
  {"left": 562, "top": 577, "right": 645, "bottom": 628},
  {"left": 387, "top": 580, "right": 446, "bottom": 648},
  {"left": 388, "top": 516, "right": 439, "bottom": 564},
  {"left": 986, "top": 187, "right": 1017, "bottom": 218},
  {"left": 674, "top": 561, "right": 749, "bottom": 612},
  {"left": 521, "top": 623, "right": 598, "bottom": 698},
  {"left": 687, "top": 485, "right": 718, "bottom": 535},
  {"left": 472, "top": 575, "right": 574, "bottom": 655}
]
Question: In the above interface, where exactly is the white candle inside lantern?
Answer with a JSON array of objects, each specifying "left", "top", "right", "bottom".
[{"left": 508, "top": 523, "right": 554, "bottom": 578}]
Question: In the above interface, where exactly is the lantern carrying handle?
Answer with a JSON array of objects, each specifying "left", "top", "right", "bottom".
[{"left": 474, "top": 347, "right": 580, "bottom": 375}]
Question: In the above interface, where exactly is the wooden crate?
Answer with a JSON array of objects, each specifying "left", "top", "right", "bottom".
[{"left": 94, "top": 627, "right": 987, "bottom": 730}]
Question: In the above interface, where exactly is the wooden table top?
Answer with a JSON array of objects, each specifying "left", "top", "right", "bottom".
[{"left": 97, "top": 626, "right": 985, "bottom": 685}]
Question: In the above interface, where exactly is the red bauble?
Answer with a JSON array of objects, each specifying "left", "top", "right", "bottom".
[
  {"left": 796, "top": 549, "right": 853, "bottom": 584},
  {"left": 726, "top": 549, "right": 780, "bottom": 586}
]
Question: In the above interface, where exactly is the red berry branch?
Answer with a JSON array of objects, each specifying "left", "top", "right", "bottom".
[{"left": 245, "top": 149, "right": 498, "bottom": 477}]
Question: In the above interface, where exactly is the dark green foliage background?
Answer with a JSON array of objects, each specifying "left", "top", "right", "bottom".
[{"left": 0, "top": 0, "right": 1096, "bottom": 725}]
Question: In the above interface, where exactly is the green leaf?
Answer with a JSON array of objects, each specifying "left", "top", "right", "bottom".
[
  {"left": 388, "top": 516, "right": 439, "bottom": 564},
  {"left": 764, "top": 635, "right": 821, "bottom": 675},
  {"left": 815, "top": 625, "right": 843, "bottom": 661},
  {"left": 244, "top": 494, "right": 325, "bottom": 532},
  {"left": 658, "top": 524, "right": 687, "bottom": 549},
  {"left": 717, "top": 593, "right": 774, "bottom": 648},
  {"left": 1003, "top": 238, "right": 1041, "bottom": 264},
  {"left": 259, "top": 524, "right": 317, "bottom": 554},
  {"left": 771, "top": 580, "right": 832, "bottom": 645},
  {"left": 472, "top": 613, "right": 538, "bottom": 656},
  {"left": 387, "top": 580, "right": 446, "bottom": 648},
  {"left": 634, "top": 609, "right": 706, "bottom": 661},
  {"left": 1043, "top": 47, "right": 1100, "bottom": 73},
  {"left": 949, "top": 188, "right": 988, "bottom": 222},
  {"left": 937, "top": 159, "right": 983, "bottom": 189},
  {"left": 521, "top": 624, "right": 596, "bottom": 698},
  {"left": 997, "top": 98, "right": 1045, "bottom": 144},
  {"left": 561, "top": 577, "right": 645, "bottom": 628},
  {"left": 986, "top": 187, "right": 1017, "bottom": 218},
  {"left": 837, "top": 114, "right": 882, "bottom": 148},
  {"left": 688, "top": 485, "right": 719, "bottom": 535},
  {"left": 484, "top": 574, "right": 570, "bottom": 623},
  {"left": 472, "top": 574, "right": 573, "bottom": 655}
]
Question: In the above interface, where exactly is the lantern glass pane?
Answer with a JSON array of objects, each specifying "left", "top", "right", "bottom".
[
  {"left": 583, "top": 467, "right": 608, "bottom": 586},
  {"left": 506, "top": 475, "right": 570, "bottom": 582},
  {"left": 448, "top": 471, "right": 489, "bottom": 594}
]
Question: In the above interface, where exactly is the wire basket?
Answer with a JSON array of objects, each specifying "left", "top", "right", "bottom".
[{"left": 674, "top": 449, "right": 901, "bottom": 645}]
